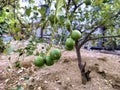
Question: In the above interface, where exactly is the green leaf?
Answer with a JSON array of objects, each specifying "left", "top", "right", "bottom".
[
  {"left": 24, "top": 76, "right": 29, "bottom": 80},
  {"left": 16, "top": 85, "right": 22, "bottom": 90},
  {"left": 29, "top": 0, "right": 34, "bottom": 3},
  {"left": 14, "top": 60, "right": 21, "bottom": 68},
  {"left": 84, "top": 0, "right": 91, "bottom": 5},
  {"left": 4, "top": 46, "right": 15, "bottom": 55},
  {"left": 25, "top": 7, "right": 31, "bottom": 16},
  {"left": 14, "top": 35, "right": 20, "bottom": 40},
  {"left": 39, "top": 51, "right": 45, "bottom": 57},
  {"left": 57, "top": 9, "right": 65, "bottom": 16},
  {"left": 14, "top": 28, "right": 20, "bottom": 32},
  {"left": 0, "top": 17, "right": 4, "bottom": 22},
  {"left": 56, "top": 0, "right": 64, "bottom": 12},
  {"left": 33, "top": 6, "right": 37, "bottom": 10},
  {"left": 38, "top": 6, "right": 46, "bottom": 15},
  {"left": 93, "top": 0, "right": 103, "bottom": 5}
]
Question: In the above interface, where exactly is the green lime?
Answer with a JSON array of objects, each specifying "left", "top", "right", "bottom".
[
  {"left": 33, "top": 56, "right": 44, "bottom": 67},
  {"left": 71, "top": 30, "right": 81, "bottom": 40},
  {"left": 45, "top": 56, "right": 54, "bottom": 66},
  {"left": 65, "top": 38, "right": 75, "bottom": 47},
  {"left": 49, "top": 48, "right": 61, "bottom": 60}
]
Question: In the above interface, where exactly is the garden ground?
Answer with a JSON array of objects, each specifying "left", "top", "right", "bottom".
[{"left": 0, "top": 42, "right": 120, "bottom": 90}]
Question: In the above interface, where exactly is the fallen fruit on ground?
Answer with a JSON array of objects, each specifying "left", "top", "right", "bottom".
[
  {"left": 33, "top": 56, "right": 45, "bottom": 67},
  {"left": 49, "top": 48, "right": 61, "bottom": 60},
  {"left": 71, "top": 30, "right": 81, "bottom": 40},
  {"left": 45, "top": 56, "right": 54, "bottom": 66}
]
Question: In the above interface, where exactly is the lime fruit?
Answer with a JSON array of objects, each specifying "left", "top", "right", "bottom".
[
  {"left": 71, "top": 30, "right": 81, "bottom": 40},
  {"left": 65, "top": 45, "right": 74, "bottom": 51},
  {"left": 33, "top": 56, "right": 44, "bottom": 67},
  {"left": 65, "top": 38, "right": 75, "bottom": 47},
  {"left": 49, "top": 48, "right": 61, "bottom": 60},
  {"left": 45, "top": 56, "right": 54, "bottom": 66}
]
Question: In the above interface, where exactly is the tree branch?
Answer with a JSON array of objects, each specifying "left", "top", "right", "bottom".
[
  {"left": 72, "top": 0, "right": 83, "bottom": 12},
  {"left": 88, "top": 34, "right": 120, "bottom": 41},
  {"left": 77, "top": 2, "right": 84, "bottom": 8},
  {"left": 78, "top": 24, "right": 102, "bottom": 48},
  {"left": 0, "top": 0, "right": 15, "bottom": 9},
  {"left": 67, "top": 0, "right": 71, "bottom": 10},
  {"left": 78, "top": 9, "right": 120, "bottom": 49},
  {"left": 72, "top": 0, "right": 77, "bottom": 7},
  {"left": 113, "top": 10, "right": 120, "bottom": 18},
  {"left": 17, "top": 16, "right": 27, "bottom": 28}
]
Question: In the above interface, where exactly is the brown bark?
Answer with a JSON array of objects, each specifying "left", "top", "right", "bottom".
[{"left": 75, "top": 40, "right": 91, "bottom": 84}]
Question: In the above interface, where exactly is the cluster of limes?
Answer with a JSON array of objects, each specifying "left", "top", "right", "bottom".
[
  {"left": 65, "top": 30, "right": 81, "bottom": 50},
  {"left": 33, "top": 48, "right": 61, "bottom": 67}
]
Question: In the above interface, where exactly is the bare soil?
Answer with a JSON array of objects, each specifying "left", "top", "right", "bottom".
[{"left": 0, "top": 46, "right": 120, "bottom": 90}]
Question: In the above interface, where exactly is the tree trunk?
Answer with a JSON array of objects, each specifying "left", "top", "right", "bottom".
[
  {"left": 40, "top": 28, "right": 43, "bottom": 38},
  {"left": 75, "top": 41, "right": 91, "bottom": 84},
  {"left": 101, "top": 26, "right": 106, "bottom": 48}
]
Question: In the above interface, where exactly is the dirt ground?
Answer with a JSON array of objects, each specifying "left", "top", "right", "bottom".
[{"left": 0, "top": 44, "right": 120, "bottom": 90}]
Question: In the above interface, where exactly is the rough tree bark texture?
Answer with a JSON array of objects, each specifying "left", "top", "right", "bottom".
[
  {"left": 75, "top": 40, "right": 91, "bottom": 84},
  {"left": 40, "top": 28, "right": 43, "bottom": 38}
]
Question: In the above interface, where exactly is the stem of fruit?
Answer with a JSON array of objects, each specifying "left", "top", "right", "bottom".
[
  {"left": 64, "top": 0, "right": 72, "bottom": 34},
  {"left": 46, "top": 8, "right": 57, "bottom": 55},
  {"left": 64, "top": 0, "right": 68, "bottom": 18}
]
